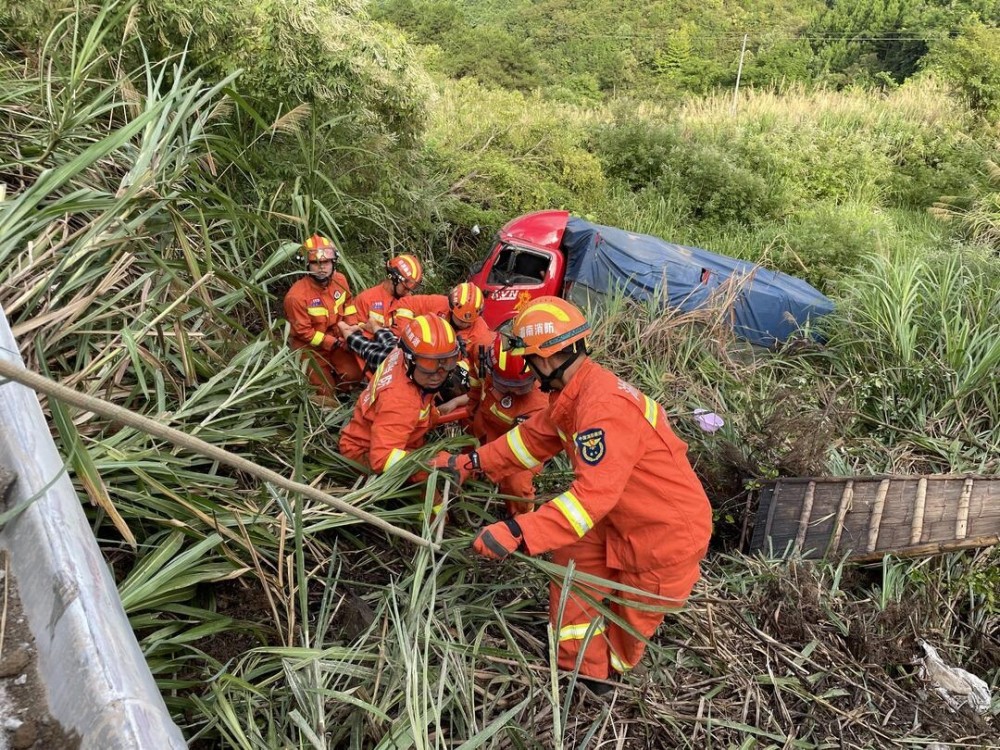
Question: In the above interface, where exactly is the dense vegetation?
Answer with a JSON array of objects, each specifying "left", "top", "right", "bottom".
[{"left": 1, "top": 0, "right": 999, "bottom": 746}]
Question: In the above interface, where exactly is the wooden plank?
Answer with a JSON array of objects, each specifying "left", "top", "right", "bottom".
[
  {"left": 763, "top": 483, "right": 780, "bottom": 543},
  {"left": 865, "top": 479, "right": 890, "bottom": 553},
  {"left": 825, "top": 480, "right": 853, "bottom": 557},
  {"left": 851, "top": 534, "right": 1000, "bottom": 562},
  {"left": 956, "top": 478, "right": 973, "bottom": 540},
  {"left": 794, "top": 481, "right": 816, "bottom": 553},
  {"left": 910, "top": 477, "right": 927, "bottom": 545}
]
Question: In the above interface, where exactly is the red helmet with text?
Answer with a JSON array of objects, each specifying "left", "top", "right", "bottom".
[
  {"left": 449, "top": 282, "right": 485, "bottom": 324},
  {"left": 399, "top": 315, "right": 460, "bottom": 376},
  {"left": 387, "top": 254, "right": 423, "bottom": 290},
  {"left": 303, "top": 234, "right": 338, "bottom": 264},
  {"left": 506, "top": 296, "right": 589, "bottom": 357}
]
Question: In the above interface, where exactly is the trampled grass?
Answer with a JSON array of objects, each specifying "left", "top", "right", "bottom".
[{"left": 2, "top": 2, "right": 999, "bottom": 747}]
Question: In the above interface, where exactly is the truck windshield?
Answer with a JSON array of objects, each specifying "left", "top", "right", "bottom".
[{"left": 487, "top": 244, "right": 550, "bottom": 286}]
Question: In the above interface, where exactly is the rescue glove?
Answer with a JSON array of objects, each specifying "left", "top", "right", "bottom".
[
  {"left": 429, "top": 451, "right": 480, "bottom": 485},
  {"left": 472, "top": 518, "right": 524, "bottom": 560}
]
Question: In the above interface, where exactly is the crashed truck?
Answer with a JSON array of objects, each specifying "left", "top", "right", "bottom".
[{"left": 468, "top": 210, "right": 834, "bottom": 347}]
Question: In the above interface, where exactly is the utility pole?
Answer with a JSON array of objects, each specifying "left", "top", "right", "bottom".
[{"left": 731, "top": 33, "right": 748, "bottom": 115}]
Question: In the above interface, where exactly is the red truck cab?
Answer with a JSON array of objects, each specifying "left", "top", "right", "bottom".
[{"left": 468, "top": 210, "right": 570, "bottom": 328}]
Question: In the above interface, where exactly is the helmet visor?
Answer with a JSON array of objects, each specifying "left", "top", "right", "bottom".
[{"left": 413, "top": 353, "right": 460, "bottom": 375}]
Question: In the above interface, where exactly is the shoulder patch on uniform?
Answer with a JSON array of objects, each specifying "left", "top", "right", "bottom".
[
  {"left": 309, "top": 297, "right": 322, "bottom": 306},
  {"left": 575, "top": 428, "right": 606, "bottom": 466},
  {"left": 334, "top": 290, "right": 342, "bottom": 299},
  {"left": 373, "top": 301, "right": 384, "bottom": 310}
]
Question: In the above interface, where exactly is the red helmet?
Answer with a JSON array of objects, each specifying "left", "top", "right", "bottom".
[
  {"left": 506, "top": 296, "right": 589, "bottom": 357},
  {"left": 488, "top": 334, "right": 535, "bottom": 393},
  {"left": 399, "top": 315, "right": 460, "bottom": 376},
  {"left": 387, "top": 254, "right": 423, "bottom": 290},
  {"left": 449, "top": 282, "right": 485, "bottom": 324},
  {"left": 303, "top": 234, "right": 338, "bottom": 263}
]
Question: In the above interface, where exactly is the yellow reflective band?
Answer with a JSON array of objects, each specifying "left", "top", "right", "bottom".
[
  {"left": 557, "top": 428, "right": 568, "bottom": 442},
  {"left": 419, "top": 404, "right": 431, "bottom": 421},
  {"left": 552, "top": 490, "right": 594, "bottom": 537},
  {"left": 498, "top": 349, "right": 508, "bottom": 370},
  {"left": 385, "top": 448, "right": 408, "bottom": 470},
  {"left": 305, "top": 237, "right": 314, "bottom": 249},
  {"left": 506, "top": 426, "right": 540, "bottom": 469},
  {"left": 370, "top": 311, "right": 385, "bottom": 323},
  {"left": 307, "top": 307, "right": 329, "bottom": 317},
  {"left": 333, "top": 296, "right": 347, "bottom": 312},
  {"left": 344, "top": 304, "right": 357, "bottom": 316},
  {"left": 489, "top": 403, "right": 515, "bottom": 425},
  {"left": 416, "top": 316, "right": 432, "bottom": 341},
  {"left": 558, "top": 620, "right": 606, "bottom": 642},
  {"left": 395, "top": 308, "right": 415, "bottom": 320},
  {"left": 309, "top": 331, "right": 325, "bottom": 347},
  {"left": 526, "top": 302, "right": 571, "bottom": 322},
  {"left": 459, "top": 284, "right": 469, "bottom": 306},
  {"left": 610, "top": 651, "right": 633, "bottom": 673},
  {"left": 643, "top": 395, "right": 659, "bottom": 428}
]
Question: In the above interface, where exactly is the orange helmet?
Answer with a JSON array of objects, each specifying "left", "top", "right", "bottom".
[
  {"left": 449, "top": 282, "right": 485, "bottom": 325},
  {"left": 506, "top": 296, "right": 589, "bottom": 358},
  {"left": 303, "top": 234, "right": 338, "bottom": 263},
  {"left": 387, "top": 254, "right": 423, "bottom": 290},
  {"left": 488, "top": 334, "right": 535, "bottom": 393},
  {"left": 399, "top": 315, "right": 460, "bottom": 375}
]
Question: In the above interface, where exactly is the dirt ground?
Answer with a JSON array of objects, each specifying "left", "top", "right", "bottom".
[{"left": 0, "top": 554, "right": 80, "bottom": 750}]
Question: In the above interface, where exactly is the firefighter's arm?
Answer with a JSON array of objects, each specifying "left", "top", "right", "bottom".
[
  {"left": 368, "top": 396, "right": 423, "bottom": 474},
  {"left": 515, "top": 410, "right": 642, "bottom": 555},
  {"left": 343, "top": 294, "right": 364, "bottom": 327},
  {"left": 284, "top": 292, "right": 337, "bottom": 351},
  {"left": 475, "top": 409, "right": 563, "bottom": 483}
]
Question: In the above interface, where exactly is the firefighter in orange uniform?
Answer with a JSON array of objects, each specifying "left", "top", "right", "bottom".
[
  {"left": 398, "top": 282, "right": 495, "bottom": 404},
  {"left": 344, "top": 254, "right": 423, "bottom": 340},
  {"left": 283, "top": 234, "right": 363, "bottom": 394},
  {"left": 467, "top": 334, "right": 548, "bottom": 516},
  {"left": 340, "top": 315, "right": 460, "bottom": 474},
  {"left": 432, "top": 297, "right": 712, "bottom": 691}
]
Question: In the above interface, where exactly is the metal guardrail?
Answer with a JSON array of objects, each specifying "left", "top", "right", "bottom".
[{"left": 0, "top": 303, "right": 187, "bottom": 749}]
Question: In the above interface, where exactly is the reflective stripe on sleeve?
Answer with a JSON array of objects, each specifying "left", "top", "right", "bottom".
[
  {"left": 558, "top": 620, "right": 605, "bottom": 642},
  {"left": 307, "top": 307, "right": 329, "bottom": 317},
  {"left": 344, "top": 304, "right": 357, "bottom": 316},
  {"left": 384, "top": 448, "right": 409, "bottom": 470},
  {"left": 506, "top": 426, "right": 540, "bottom": 469},
  {"left": 642, "top": 395, "right": 659, "bottom": 428},
  {"left": 551, "top": 490, "right": 594, "bottom": 537},
  {"left": 309, "top": 331, "right": 326, "bottom": 347},
  {"left": 489, "top": 403, "right": 515, "bottom": 425}
]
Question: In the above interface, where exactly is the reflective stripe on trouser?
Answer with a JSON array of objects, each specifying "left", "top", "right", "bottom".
[{"left": 549, "top": 521, "right": 703, "bottom": 679}]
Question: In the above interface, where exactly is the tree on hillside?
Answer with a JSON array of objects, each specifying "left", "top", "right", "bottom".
[{"left": 927, "top": 23, "right": 1000, "bottom": 120}]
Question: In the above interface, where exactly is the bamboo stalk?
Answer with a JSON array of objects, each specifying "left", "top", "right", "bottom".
[
  {"left": 826, "top": 479, "right": 853, "bottom": 557},
  {"left": 910, "top": 477, "right": 927, "bottom": 545},
  {"left": 955, "top": 478, "right": 973, "bottom": 540},
  {"left": 865, "top": 479, "right": 890, "bottom": 553},
  {"left": 794, "top": 481, "right": 816, "bottom": 553},
  {"left": 850, "top": 535, "right": 1000, "bottom": 563},
  {"left": 0, "top": 358, "right": 438, "bottom": 551}
]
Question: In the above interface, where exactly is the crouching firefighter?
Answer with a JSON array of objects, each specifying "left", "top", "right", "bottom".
[
  {"left": 339, "top": 314, "right": 460, "bottom": 477},
  {"left": 431, "top": 297, "right": 712, "bottom": 688}
]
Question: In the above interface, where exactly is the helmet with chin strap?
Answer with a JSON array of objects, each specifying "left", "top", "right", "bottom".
[
  {"left": 449, "top": 282, "right": 485, "bottom": 325},
  {"left": 387, "top": 254, "right": 423, "bottom": 296},
  {"left": 504, "top": 297, "right": 589, "bottom": 391},
  {"left": 398, "top": 315, "right": 460, "bottom": 389},
  {"left": 303, "top": 234, "right": 338, "bottom": 284},
  {"left": 487, "top": 333, "right": 535, "bottom": 392}
]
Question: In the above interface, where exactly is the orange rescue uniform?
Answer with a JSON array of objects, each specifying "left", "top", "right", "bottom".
[
  {"left": 339, "top": 348, "right": 442, "bottom": 473},
  {"left": 345, "top": 283, "right": 412, "bottom": 336},
  {"left": 284, "top": 273, "right": 363, "bottom": 393},
  {"left": 476, "top": 357, "right": 712, "bottom": 679},
  {"left": 468, "top": 378, "right": 548, "bottom": 515}
]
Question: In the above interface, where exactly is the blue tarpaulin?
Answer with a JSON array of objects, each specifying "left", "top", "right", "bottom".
[{"left": 560, "top": 217, "right": 834, "bottom": 347}]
